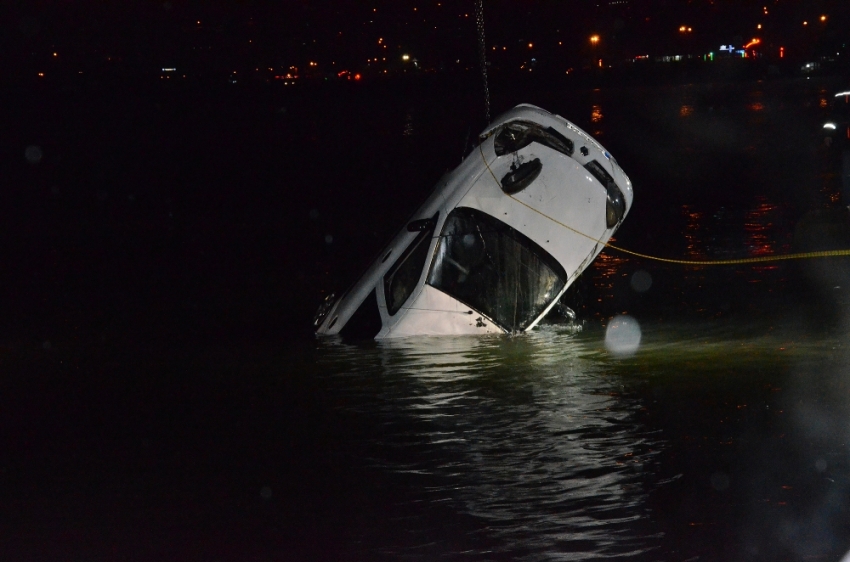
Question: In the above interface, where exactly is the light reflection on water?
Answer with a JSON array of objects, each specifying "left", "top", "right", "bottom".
[
  {"left": 317, "top": 329, "right": 666, "bottom": 558},
  {"left": 590, "top": 90, "right": 604, "bottom": 137},
  {"left": 313, "top": 321, "right": 850, "bottom": 559},
  {"left": 682, "top": 205, "right": 706, "bottom": 260},
  {"left": 591, "top": 104, "right": 603, "bottom": 123},
  {"left": 590, "top": 237, "right": 629, "bottom": 315}
]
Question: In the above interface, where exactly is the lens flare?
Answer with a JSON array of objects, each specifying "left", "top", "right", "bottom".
[
  {"left": 604, "top": 314, "right": 642, "bottom": 357},
  {"left": 25, "top": 145, "right": 43, "bottom": 164},
  {"left": 631, "top": 270, "right": 653, "bottom": 292}
]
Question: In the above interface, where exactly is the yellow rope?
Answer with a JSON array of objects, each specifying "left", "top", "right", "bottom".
[{"left": 478, "top": 143, "right": 850, "bottom": 266}]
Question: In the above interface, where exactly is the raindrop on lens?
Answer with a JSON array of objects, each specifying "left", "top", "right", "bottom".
[
  {"left": 324, "top": 234, "right": 333, "bottom": 245},
  {"left": 25, "top": 145, "right": 43, "bottom": 164},
  {"left": 604, "top": 314, "right": 641, "bottom": 357},
  {"left": 630, "top": 269, "right": 652, "bottom": 292},
  {"left": 815, "top": 458, "right": 827, "bottom": 472},
  {"left": 308, "top": 208, "right": 319, "bottom": 220},
  {"left": 260, "top": 486, "right": 272, "bottom": 500},
  {"left": 710, "top": 471, "right": 730, "bottom": 491}
]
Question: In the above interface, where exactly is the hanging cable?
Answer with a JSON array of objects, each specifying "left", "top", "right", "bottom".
[
  {"left": 478, "top": 143, "right": 850, "bottom": 266},
  {"left": 474, "top": 0, "right": 491, "bottom": 124}
]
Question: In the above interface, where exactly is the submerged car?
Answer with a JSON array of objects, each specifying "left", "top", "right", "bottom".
[{"left": 314, "top": 104, "right": 634, "bottom": 339}]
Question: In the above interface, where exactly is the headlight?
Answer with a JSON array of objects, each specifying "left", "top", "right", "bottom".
[{"left": 824, "top": 122, "right": 837, "bottom": 130}]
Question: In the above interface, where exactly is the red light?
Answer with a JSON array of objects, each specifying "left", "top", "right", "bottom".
[{"left": 354, "top": 73, "right": 361, "bottom": 81}]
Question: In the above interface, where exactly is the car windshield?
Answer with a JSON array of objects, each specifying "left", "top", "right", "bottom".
[{"left": 426, "top": 207, "right": 567, "bottom": 331}]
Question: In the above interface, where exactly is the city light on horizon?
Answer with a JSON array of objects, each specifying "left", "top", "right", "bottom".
[{"left": 11, "top": 1, "right": 850, "bottom": 85}]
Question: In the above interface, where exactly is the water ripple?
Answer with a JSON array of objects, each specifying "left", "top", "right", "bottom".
[{"left": 316, "top": 328, "right": 667, "bottom": 559}]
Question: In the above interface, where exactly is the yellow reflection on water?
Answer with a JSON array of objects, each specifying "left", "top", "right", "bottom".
[
  {"left": 745, "top": 197, "right": 778, "bottom": 264},
  {"left": 591, "top": 104, "right": 603, "bottom": 123},
  {"left": 682, "top": 205, "right": 707, "bottom": 261},
  {"left": 591, "top": 236, "right": 630, "bottom": 316}
]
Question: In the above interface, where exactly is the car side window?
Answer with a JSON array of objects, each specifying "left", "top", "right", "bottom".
[{"left": 383, "top": 216, "right": 437, "bottom": 315}]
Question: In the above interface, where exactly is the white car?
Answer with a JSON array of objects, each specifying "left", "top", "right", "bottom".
[{"left": 314, "top": 104, "right": 633, "bottom": 339}]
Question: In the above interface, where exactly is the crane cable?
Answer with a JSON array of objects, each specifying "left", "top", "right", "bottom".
[
  {"left": 474, "top": 0, "right": 491, "bottom": 124},
  {"left": 478, "top": 143, "right": 850, "bottom": 266}
]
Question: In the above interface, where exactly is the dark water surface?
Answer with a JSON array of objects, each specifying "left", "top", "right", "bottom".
[{"left": 4, "top": 73, "right": 850, "bottom": 560}]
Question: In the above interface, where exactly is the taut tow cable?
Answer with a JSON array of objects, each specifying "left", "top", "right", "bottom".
[{"left": 478, "top": 143, "right": 850, "bottom": 266}]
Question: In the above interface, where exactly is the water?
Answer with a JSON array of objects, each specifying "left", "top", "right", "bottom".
[
  {"left": 5, "top": 73, "right": 850, "bottom": 560},
  {"left": 316, "top": 330, "right": 661, "bottom": 559},
  {"left": 308, "top": 323, "right": 850, "bottom": 561}
]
